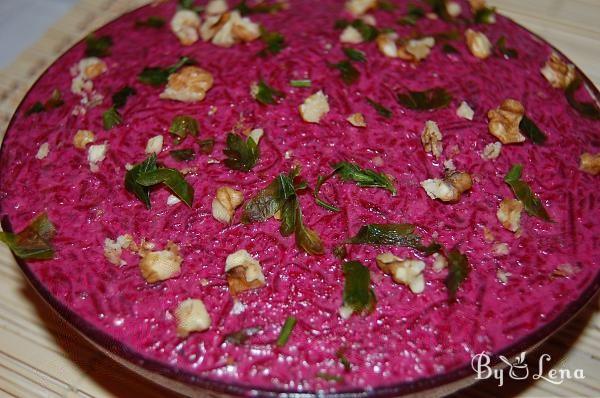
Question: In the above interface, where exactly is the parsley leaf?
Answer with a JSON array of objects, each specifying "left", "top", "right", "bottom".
[
  {"left": 138, "top": 56, "right": 195, "bottom": 86},
  {"left": 223, "top": 133, "right": 260, "bottom": 172},
  {"left": 0, "top": 213, "right": 55, "bottom": 260},
  {"left": 342, "top": 261, "right": 377, "bottom": 317},
  {"left": 169, "top": 115, "right": 199, "bottom": 143},
  {"left": 398, "top": 4, "right": 425, "bottom": 25},
  {"left": 112, "top": 86, "right": 136, "bottom": 109},
  {"left": 424, "top": 0, "right": 452, "bottom": 21},
  {"left": 565, "top": 77, "right": 600, "bottom": 120},
  {"left": 25, "top": 89, "right": 64, "bottom": 116},
  {"left": 348, "top": 223, "right": 441, "bottom": 255},
  {"left": 343, "top": 48, "right": 366, "bottom": 62},
  {"left": 259, "top": 27, "right": 286, "bottom": 56},
  {"left": 179, "top": 0, "right": 203, "bottom": 11},
  {"left": 235, "top": 0, "right": 285, "bottom": 15},
  {"left": 351, "top": 19, "right": 379, "bottom": 41},
  {"left": 330, "top": 60, "right": 360, "bottom": 85},
  {"left": 102, "top": 107, "right": 123, "bottom": 130},
  {"left": 504, "top": 164, "right": 551, "bottom": 221},
  {"left": 135, "top": 16, "right": 166, "bottom": 28},
  {"left": 495, "top": 36, "right": 518, "bottom": 59},
  {"left": 473, "top": 6, "right": 496, "bottom": 24},
  {"left": 125, "top": 154, "right": 158, "bottom": 209},
  {"left": 396, "top": 88, "right": 452, "bottom": 110},
  {"left": 84, "top": 34, "right": 113, "bottom": 57},
  {"left": 252, "top": 79, "right": 284, "bottom": 105},
  {"left": 170, "top": 149, "right": 196, "bottom": 161},
  {"left": 316, "top": 372, "right": 344, "bottom": 383},
  {"left": 519, "top": 115, "right": 547, "bottom": 145},
  {"left": 445, "top": 248, "right": 470, "bottom": 301},
  {"left": 276, "top": 316, "right": 297, "bottom": 347},
  {"left": 290, "top": 79, "right": 312, "bottom": 88},
  {"left": 366, "top": 98, "right": 392, "bottom": 118},
  {"left": 136, "top": 168, "right": 194, "bottom": 207}
]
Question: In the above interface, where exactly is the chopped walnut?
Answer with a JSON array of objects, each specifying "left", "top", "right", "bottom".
[
  {"left": 481, "top": 142, "right": 502, "bottom": 160},
  {"left": 376, "top": 32, "right": 398, "bottom": 58},
  {"left": 87, "top": 143, "right": 107, "bottom": 172},
  {"left": 446, "top": 1, "right": 462, "bottom": 17},
  {"left": 580, "top": 152, "right": 600, "bottom": 175},
  {"left": 456, "top": 101, "right": 474, "bottom": 120},
  {"left": 482, "top": 226, "right": 495, "bottom": 243},
  {"left": 443, "top": 159, "right": 456, "bottom": 172},
  {"left": 347, "top": 113, "right": 367, "bottom": 127},
  {"left": 212, "top": 186, "right": 244, "bottom": 224},
  {"left": 145, "top": 135, "right": 164, "bottom": 155},
  {"left": 299, "top": 90, "right": 330, "bottom": 123},
  {"left": 487, "top": 99, "right": 526, "bottom": 144},
  {"left": 552, "top": 263, "right": 578, "bottom": 278},
  {"left": 493, "top": 242, "right": 509, "bottom": 256},
  {"left": 73, "top": 130, "right": 95, "bottom": 149},
  {"left": 497, "top": 198, "right": 523, "bottom": 233},
  {"left": 35, "top": 142, "right": 49, "bottom": 160},
  {"left": 432, "top": 253, "right": 448, "bottom": 272},
  {"left": 225, "top": 249, "right": 266, "bottom": 295},
  {"left": 496, "top": 269, "right": 511, "bottom": 284},
  {"left": 421, "top": 120, "right": 443, "bottom": 159},
  {"left": 205, "top": 0, "right": 228, "bottom": 15},
  {"left": 376, "top": 253, "right": 425, "bottom": 294},
  {"left": 167, "top": 195, "right": 181, "bottom": 206},
  {"left": 340, "top": 26, "right": 364, "bottom": 44},
  {"left": 70, "top": 57, "right": 106, "bottom": 96},
  {"left": 103, "top": 234, "right": 134, "bottom": 266},
  {"left": 175, "top": 298, "right": 211, "bottom": 337},
  {"left": 421, "top": 171, "right": 473, "bottom": 202},
  {"left": 541, "top": 52, "right": 576, "bottom": 89},
  {"left": 360, "top": 14, "right": 377, "bottom": 26},
  {"left": 398, "top": 37, "right": 435, "bottom": 62},
  {"left": 139, "top": 242, "right": 182, "bottom": 283},
  {"left": 78, "top": 57, "right": 107, "bottom": 80},
  {"left": 160, "top": 66, "right": 214, "bottom": 103},
  {"left": 170, "top": 9, "right": 201, "bottom": 45},
  {"left": 200, "top": 11, "right": 260, "bottom": 47},
  {"left": 465, "top": 29, "right": 492, "bottom": 59},
  {"left": 248, "top": 128, "right": 264, "bottom": 144},
  {"left": 345, "top": 0, "right": 377, "bottom": 16}
]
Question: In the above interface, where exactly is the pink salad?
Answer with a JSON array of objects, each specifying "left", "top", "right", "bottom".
[{"left": 1, "top": 0, "right": 599, "bottom": 393}]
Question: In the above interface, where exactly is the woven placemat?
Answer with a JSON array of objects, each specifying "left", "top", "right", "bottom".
[{"left": 0, "top": 1, "right": 598, "bottom": 397}]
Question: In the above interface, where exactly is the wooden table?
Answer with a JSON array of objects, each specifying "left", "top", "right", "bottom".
[{"left": 0, "top": 1, "right": 599, "bottom": 397}]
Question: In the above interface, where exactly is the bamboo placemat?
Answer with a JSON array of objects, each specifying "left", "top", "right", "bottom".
[{"left": 0, "top": 1, "right": 599, "bottom": 397}]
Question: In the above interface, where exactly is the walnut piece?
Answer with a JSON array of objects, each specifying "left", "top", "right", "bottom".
[
  {"left": 103, "top": 234, "right": 134, "bottom": 266},
  {"left": 225, "top": 249, "right": 266, "bottom": 295},
  {"left": 200, "top": 11, "right": 260, "bottom": 47},
  {"left": 376, "top": 253, "right": 425, "bottom": 294},
  {"left": 299, "top": 90, "right": 330, "bottom": 123},
  {"left": 432, "top": 253, "right": 448, "bottom": 272},
  {"left": 465, "top": 29, "right": 492, "bottom": 59},
  {"left": 340, "top": 26, "right": 363, "bottom": 44},
  {"left": 347, "top": 113, "right": 367, "bottom": 127},
  {"left": 170, "top": 9, "right": 201, "bottom": 46},
  {"left": 345, "top": 0, "right": 377, "bottom": 16},
  {"left": 456, "top": 101, "right": 474, "bottom": 120},
  {"left": 398, "top": 37, "right": 435, "bottom": 62},
  {"left": 376, "top": 32, "right": 398, "bottom": 58},
  {"left": 139, "top": 242, "right": 182, "bottom": 283},
  {"left": 205, "top": 0, "right": 228, "bottom": 15},
  {"left": 212, "top": 186, "right": 244, "bottom": 224},
  {"left": 35, "top": 143, "right": 49, "bottom": 160},
  {"left": 487, "top": 99, "right": 526, "bottom": 144},
  {"left": 421, "top": 120, "right": 443, "bottom": 159},
  {"left": 145, "top": 135, "right": 164, "bottom": 155},
  {"left": 580, "top": 152, "right": 600, "bottom": 175},
  {"left": 175, "top": 298, "right": 211, "bottom": 337},
  {"left": 160, "top": 66, "right": 214, "bottom": 103},
  {"left": 70, "top": 57, "right": 106, "bottom": 96},
  {"left": 87, "top": 143, "right": 107, "bottom": 172},
  {"left": 481, "top": 142, "right": 502, "bottom": 160},
  {"left": 446, "top": 1, "right": 462, "bottom": 17},
  {"left": 497, "top": 198, "right": 523, "bottom": 233},
  {"left": 73, "top": 130, "right": 95, "bottom": 149},
  {"left": 421, "top": 171, "right": 473, "bottom": 202},
  {"left": 541, "top": 52, "right": 576, "bottom": 89}
]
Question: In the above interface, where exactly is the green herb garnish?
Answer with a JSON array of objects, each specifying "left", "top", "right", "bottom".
[
  {"left": 224, "top": 326, "right": 262, "bottom": 345},
  {"left": 125, "top": 154, "right": 194, "bottom": 209},
  {"left": 504, "top": 164, "right": 551, "bottom": 221},
  {"left": 366, "top": 98, "right": 392, "bottom": 118},
  {"left": 330, "top": 60, "right": 360, "bottom": 85},
  {"left": 169, "top": 115, "right": 199, "bottom": 143},
  {"left": 259, "top": 27, "right": 286, "bottom": 56},
  {"left": 495, "top": 36, "right": 518, "bottom": 59},
  {"left": 179, "top": 0, "right": 203, "bottom": 11},
  {"left": 112, "top": 86, "right": 136, "bottom": 109},
  {"left": 138, "top": 56, "right": 195, "bottom": 86},
  {"left": 276, "top": 316, "right": 297, "bottom": 347},
  {"left": 135, "top": 16, "right": 166, "bottom": 28},
  {"left": 25, "top": 89, "right": 64, "bottom": 116},
  {"left": 398, "top": 4, "right": 425, "bottom": 25},
  {"left": 235, "top": 0, "right": 285, "bottom": 15},
  {"left": 0, "top": 213, "right": 55, "bottom": 260},
  {"left": 442, "top": 43, "right": 459, "bottom": 54},
  {"left": 519, "top": 115, "right": 547, "bottom": 145},
  {"left": 445, "top": 248, "right": 470, "bottom": 301},
  {"left": 199, "top": 137, "right": 215, "bottom": 154},
  {"left": 343, "top": 48, "right": 366, "bottom": 62},
  {"left": 378, "top": 0, "right": 396, "bottom": 11},
  {"left": 223, "top": 133, "right": 260, "bottom": 172},
  {"left": 424, "top": 0, "right": 452, "bottom": 21},
  {"left": 243, "top": 167, "right": 324, "bottom": 255},
  {"left": 314, "top": 161, "right": 396, "bottom": 212},
  {"left": 102, "top": 107, "right": 122, "bottom": 130},
  {"left": 85, "top": 34, "right": 113, "bottom": 57},
  {"left": 252, "top": 79, "right": 284, "bottom": 105},
  {"left": 396, "top": 88, "right": 452, "bottom": 110},
  {"left": 473, "top": 6, "right": 496, "bottom": 24},
  {"left": 341, "top": 261, "right": 376, "bottom": 317},
  {"left": 565, "top": 77, "right": 600, "bottom": 120},
  {"left": 170, "top": 149, "right": 196, "bottom": 161},
  {"left": 290, "top": 79, "right": 312, "bottom": 88},
  {"left": 352, "top": 19, "right": 379, "bottom": 41},
  {"left": 348, "top": 223, "right": 441, "bottom": 255},
  {"left": 336, "top": 349, "right": 352, "bottom": 371},
  {"left": 316, "top": 372, "right": 344, "bottom": 383}
]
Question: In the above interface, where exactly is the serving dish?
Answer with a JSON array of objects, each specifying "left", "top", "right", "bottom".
[{"left": 0, "top": 0, "right": 599, "bottom": 397}]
